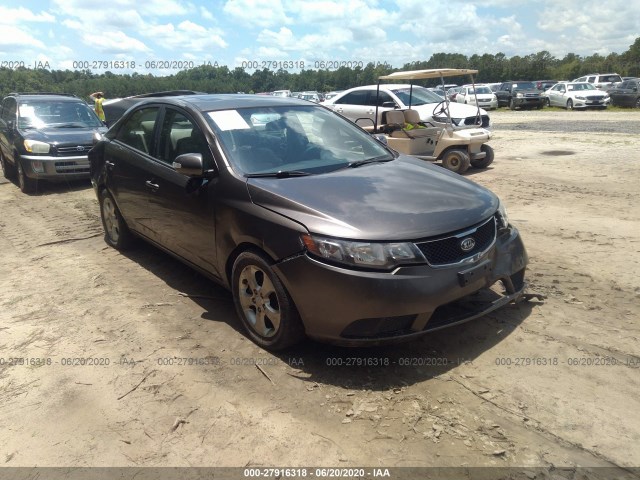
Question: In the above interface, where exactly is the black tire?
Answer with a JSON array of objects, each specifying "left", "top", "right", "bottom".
[
  {"left": 471, "top": 144, "right": 495, "bottom": 169},
  {"left": 99, "top": 188, "right": 134, "bottom": 249},
  {"left": 232, "top": 250, "right": 305, "bottom": 351},
  {"left": 16, "top": 160, "right": 37, "bottom": 193},
  {"left": 441, "top": 149, "right": 471, "bottom": 174},
  {"left": 509, "top": 98, "right": 517, "bottom": 110},
  {"left": 0, "top": 151, "right": 14, "bottom": 179},
  {"left": 635, "top": 98, "right": 640, "bottom": 109},
  {"left": 546, "top": 98, "right": 551, "bottom": 107},
  {"left": 566, "top": 99, "right": 574, "bottom": 110}
]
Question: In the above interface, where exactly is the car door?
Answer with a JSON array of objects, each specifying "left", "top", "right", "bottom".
[
  {"left": 141, "top": 107, "right": 219, "bottom": 275},
  {"left": 331, "top": 90, "right": 371, "bottom": 124},
  {"left": 548, "top": 84, "right": 564, "bottom": 107},
  {"left": 104, "top": 106, "right": 162, "bottom": 240}
]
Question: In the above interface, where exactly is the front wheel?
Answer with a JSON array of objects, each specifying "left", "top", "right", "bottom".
[
  {"left": 566, "top": 99, "right": 574, "bottom": 110},
  {"left": 99, "top": 189, "right": 134, "bottom": 249},
  {"left": 441, "top": 149, "right": 471, "bottom": 174},
  {"left": 17, "top": 160, "right": 37, "bottom": 193},
  {"left": 232, "top": 251, "right": 305, "bottom": 350},
  {"left": 471, "top": 144, "right": 494, "bottom": 169},
  {"left": 635, "top": 98, "right": 640, "bottom": 108}
]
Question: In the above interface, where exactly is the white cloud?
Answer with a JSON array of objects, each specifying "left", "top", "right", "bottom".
[
  {"left": 82, "top": 31, "right": 151, "bottom": 54},
  {"left": 200, "top": 6, "right": 214, "bottom": 20},
  {"left": 0, "top": 26, "right": 46, "bottom": 50},
  {"left": 0, "top": 6, "right": 55, "bottom": 24},
  {"left": 223, "top": 0, "right": 292, "bottom": 27},
  {"left": 142, "top": 21, "right": 228, "bottom": 51}
]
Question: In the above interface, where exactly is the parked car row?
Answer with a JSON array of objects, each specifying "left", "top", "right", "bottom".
[{"left": 0, "top": 89, "right": 528, "bottom": 351}]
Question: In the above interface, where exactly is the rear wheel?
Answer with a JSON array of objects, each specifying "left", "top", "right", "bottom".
[
  {"left": 566, "top": 99, "right": 574, "bottom": 110},
  {"left": 17, "top": 160, "right": 37, "bottom": 193},
  {"left": 442, "top": 149, "right": 471, "bottom": 174},
  {"left": 99, "top": 189, "right": 134, "bottom": 249},
  {"left": 232, "top": 250, "right": 305, "bottom": 350},
  {"left": 471, "top": 144, "right": 494, "bottom": 169}
]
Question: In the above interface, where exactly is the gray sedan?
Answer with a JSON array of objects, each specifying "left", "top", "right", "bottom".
[{"left": 544, "top": 82, "right": 608, "bottom": 110}]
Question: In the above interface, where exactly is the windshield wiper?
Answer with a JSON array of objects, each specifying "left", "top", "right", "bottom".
[
  {"left": 347, "top": 155, "right": 394, "bottom": 168},
  {"left": 53, "top": 123, "right": 87, "bottom": 128},
  {"left": 246, "top": 170, "right": 311, "bottom": 178}
]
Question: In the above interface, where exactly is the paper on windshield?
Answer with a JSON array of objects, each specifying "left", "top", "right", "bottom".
[{"left": 208, "top": 110, "right": 250, "bottom": 131}]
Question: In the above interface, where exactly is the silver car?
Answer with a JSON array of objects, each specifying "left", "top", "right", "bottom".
[{"left": 544, "top": 82, "right": 608, "bottom": 110}]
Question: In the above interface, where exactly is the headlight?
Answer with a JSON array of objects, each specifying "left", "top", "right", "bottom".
[
  {"left": 301, "top": 234, "right": 426, "bottom": 270},
  {"left": 516, "top": 93, "right": 524, "bottom": 98},
  {"left": 497, "top": 201, "right": 510, "bottom": 229},
  {"left": 24, "top": 139, "right": 50, "bottom": 154},
  {"left": 575, "top": 95, "right": 585, "bottom": 100}
]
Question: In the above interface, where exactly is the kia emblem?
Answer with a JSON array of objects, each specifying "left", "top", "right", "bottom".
[{"left": 460, "top": 237, "right": 476, "bottom": 252}]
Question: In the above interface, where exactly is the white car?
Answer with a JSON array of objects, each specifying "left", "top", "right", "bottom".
[
  {"left": 543, "top": 82, "right": 608, "bottom": 110},
  {"left": 456, "top": 85, "right": 498, "bottom": 110},
  {"left": 322, "top": 84, "right": 490, "bottom": 130}
]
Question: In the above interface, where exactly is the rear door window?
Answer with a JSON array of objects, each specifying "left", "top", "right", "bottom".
[
  {"left": 335, "top": 91, "right": 368, "bottom": 105},
  {"left": 116, "top": 107, "right": 160, "bottom": 154}
]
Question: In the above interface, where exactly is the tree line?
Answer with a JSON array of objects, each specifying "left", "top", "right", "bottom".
[{"left": 1, "top": 37, "right": 638, "bottom": 100}]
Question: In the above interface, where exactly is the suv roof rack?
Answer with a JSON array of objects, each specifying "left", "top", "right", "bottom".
[{"left": 7, "top": 92, "right": 79, "bottom": 98}]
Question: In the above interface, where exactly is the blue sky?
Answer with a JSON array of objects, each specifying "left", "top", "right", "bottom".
[{"left": 0, "top": 0, "right": 638, "bottom": 75}]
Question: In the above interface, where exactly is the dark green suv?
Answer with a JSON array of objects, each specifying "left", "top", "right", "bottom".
[{"left": 0, "top": 92, "right": 107, "bottom": 193}]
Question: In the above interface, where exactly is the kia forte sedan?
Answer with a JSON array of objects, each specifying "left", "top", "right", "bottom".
[{"left": 89, "top": 94, "right": 527, "bottom": 350}]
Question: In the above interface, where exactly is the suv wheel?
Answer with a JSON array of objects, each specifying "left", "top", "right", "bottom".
[
  {"left": 442, "top": 149, "right": 471, "bottom": 174},
  {"left": 509, "top": 98, "right": 517, "bottom": 110},
  {"left": 566, "top": 99, "right": 574, "bottom": 110},
  {"left": 99, "top": 189, "right": 133, "bottom": 249},
  {"left": 17, "top": 160, "right": 37, "bottom": 193},
  {"left": 635, "top": 98, "right": 640, "bottom": 108},
  {"left": 232, "top": 250, "right": 304, "bottom": 351}
]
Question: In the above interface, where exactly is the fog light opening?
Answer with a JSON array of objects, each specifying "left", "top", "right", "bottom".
[{"left": 31, "top": 161, "right": 45, "bottom": 173}]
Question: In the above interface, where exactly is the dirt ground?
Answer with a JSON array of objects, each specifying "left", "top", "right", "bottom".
[{"left": 0, "top": 109, "right": 639, "bottom": 477}]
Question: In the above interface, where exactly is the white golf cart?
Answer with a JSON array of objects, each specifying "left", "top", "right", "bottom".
[{"left": 366, "top": 68, "right": 495, "bottom": 174}]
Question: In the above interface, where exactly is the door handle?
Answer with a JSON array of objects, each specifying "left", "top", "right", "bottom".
[
  {"left": 145, "top": 180, "right": 159, "bottom": 191},
  {"left": 105, "top": 160, "right": 115, "bottom": 168}
]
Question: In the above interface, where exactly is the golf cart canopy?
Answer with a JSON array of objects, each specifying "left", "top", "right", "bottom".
[{"left": 379, "top": 69, "right": 479, "bottom": 81}]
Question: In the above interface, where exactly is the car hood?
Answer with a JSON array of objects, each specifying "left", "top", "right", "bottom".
[
  {"left": 21, "top": 126, "right": 107, "bottom": 144},
  {"left": 247, "top": 156, "right": 498, "bottom": 240},
  {"left": 411, "top": 102, "right": 488, "bottom": 120}
]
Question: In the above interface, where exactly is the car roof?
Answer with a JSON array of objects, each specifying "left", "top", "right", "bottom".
[
  {"left": 132, "top": 94, "right": 314, "bottom": 111},
  {"left": 11, "top": 94, "right": 83, "bottom": 102}
]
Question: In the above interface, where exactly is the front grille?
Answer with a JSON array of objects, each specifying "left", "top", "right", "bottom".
[
  {"left": 524, "top": 93, "right": 540, "bottom": 98},
  {"left": 416, "top": 216, "right": 496, "bottom": 266},
  {"left": 464, "top": 115, "right": 490, "bottom": 128},
  {"left": 56, "top": 144, "right": 92, "bottom": 156},
  {"left": 54, "top": 161, "right": 90, "bottom": 173}
]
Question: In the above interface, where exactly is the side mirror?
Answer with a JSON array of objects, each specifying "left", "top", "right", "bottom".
[
  {"left": 381, "top": 101, "right": 398, "bottom": 109},
  {"left": 173, "top": 153, "right": 204, "bottom": 177},
  {"left": 7, "top": 120, "right": 14, "bottom": 130},
  {"left": 372, "top": 134, "right": 387, "bottom": 145}
]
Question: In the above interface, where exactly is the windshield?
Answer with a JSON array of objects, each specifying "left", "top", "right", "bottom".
[
  {"left": 18, "top": 100, "right": 103, "bottom": 129},
  {"left": 512, "top": 82, "right": 536, "bottom": 90},
  {"left": 467, "top": 86, "right": 492, "bottom": 95},
  {"left": 206, "top": 105, "right": 392, "bottom": 176},
  {"left": 390, "top": 86, "right": 443, "bottom": 106},
  {"left": 567, "top": 83, "right": 596, "bottom": 91}
]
